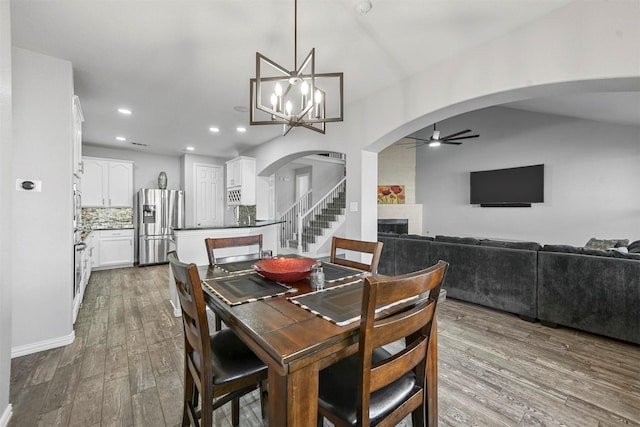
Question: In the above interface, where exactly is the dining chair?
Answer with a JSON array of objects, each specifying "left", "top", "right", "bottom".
[
  {"left": 317, "top": 260, "right": 449, "bottom": 427},
  {"left": 205, "top": 234, "right": 263, "bottom": 266},
  {"left": 168, "top": 251, "right": 268, "bottom": 427},
  {"left": 330, "top": 236, "right": 383, "bottom": 274},
  {"left": 204, "top": 234, "right": 263, "bottom": 330}
]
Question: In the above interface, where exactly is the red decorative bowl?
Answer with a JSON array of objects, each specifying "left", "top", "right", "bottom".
[{"left": 253, "top": 257, "right": 317, "bottom": 283}]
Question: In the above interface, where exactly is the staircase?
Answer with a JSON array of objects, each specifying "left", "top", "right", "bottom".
[{"left": 279, "top": 178, "right": 346, "bottom": 257}]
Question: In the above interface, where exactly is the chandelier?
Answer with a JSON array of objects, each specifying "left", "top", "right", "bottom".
[{"left": 250, "top": 0, "right": 344, "bottom": 136}]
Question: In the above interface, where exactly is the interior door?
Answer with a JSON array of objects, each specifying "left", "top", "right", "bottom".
[
  {"left": 195, "top": 164, "right": 223, "bottom": 227},
  {"left": 295, "top": 173, "right": 310, "bottom": 201}
]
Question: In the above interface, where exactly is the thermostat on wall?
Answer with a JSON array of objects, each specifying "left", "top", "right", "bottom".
[{"left": 16, "top": 179, "right": 42, "bottom": 192}]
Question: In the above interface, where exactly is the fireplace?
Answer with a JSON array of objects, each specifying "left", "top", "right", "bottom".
[{"left": 378, "top": 219, "right": 408, "bottom": 234}]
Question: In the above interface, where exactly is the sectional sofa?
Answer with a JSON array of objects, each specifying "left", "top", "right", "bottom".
[{"left": 377, "top": 233, "right": 640, "bottom": 345}]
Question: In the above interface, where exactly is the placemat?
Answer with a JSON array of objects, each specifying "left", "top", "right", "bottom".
[
  {"left": 215, "top": 259, "right": 259, "bottom": 274},
  {"left": 321, "top": 262, "right": 367, "bottom": 283},
  {"left": 288, "top": 280, "right": 364, "bottom": 326},
  {"left": 288, "top": 279, "right": 421, "bottom": 327},
  {"left": 203, "top": 273, "right": 293, "bottom": 306}
]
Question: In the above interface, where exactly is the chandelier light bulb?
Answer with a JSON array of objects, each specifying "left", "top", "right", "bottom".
[
  {"left": 300, "top": 81, "right": 309, "bottom": 95},
  {"left": 275, "top": 82, "right": 283, "bottom": 96},
  {"left": 270, "top": 93, "right": 277, "bottom": 108},
  {"left": 285, "top": 100, "right": 293, "bottom": 116},
  {"left": 315, "top": 90, "right": 322, "bottom": 104}
]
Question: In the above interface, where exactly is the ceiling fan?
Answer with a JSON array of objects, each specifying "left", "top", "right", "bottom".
[{"left": 403, "top": 123, "right": 479, "bottom": 148}]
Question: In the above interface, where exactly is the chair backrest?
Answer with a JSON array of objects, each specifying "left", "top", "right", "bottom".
[
  {"left": 168, "top": 251, "right": 213, "bottom": 398},
  {"left": 357, "top": 260, "right": 448, "bottom": 425},
  {"left": 330, "top": 236, "right": 383, "bottom": 273},
  {"left": 205, "top": 235, "right": 263, "bottom": 266}
]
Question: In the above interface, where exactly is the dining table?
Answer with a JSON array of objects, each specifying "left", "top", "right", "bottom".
[{"left": 198, "top": 259, "right": 440, "bottom": 427}]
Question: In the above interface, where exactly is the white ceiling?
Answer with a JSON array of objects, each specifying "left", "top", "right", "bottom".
[{"left": 10, "top": 0, "right": 638, "bottom": 158}]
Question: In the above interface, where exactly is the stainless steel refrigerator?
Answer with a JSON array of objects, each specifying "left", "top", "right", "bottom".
[{"left": 138, "top": 189, "right": 185, "bottom": 266}]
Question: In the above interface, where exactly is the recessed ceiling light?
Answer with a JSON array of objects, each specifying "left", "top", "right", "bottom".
[
  {"left": 185, "top": 146, "right": 195, "bottom": 151},
  {"left": 209, "top": 127, "right": 220, "bottom": 133},
  {"left": 117, "top": 108, "right": 132, "bottom": 115},
  {"left": 116, "top": 136, "right": 126, "bottom": 141},
  {"left": 236, "top": 127, "right": 247, "bottom": 133}
]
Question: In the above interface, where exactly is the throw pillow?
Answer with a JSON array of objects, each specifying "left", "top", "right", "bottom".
[
  {"left": 585, "top": 238, "right": 620, "bottom": 250},
  {"left": 628, "top": 240, "right": 640, "bottom": 253}
]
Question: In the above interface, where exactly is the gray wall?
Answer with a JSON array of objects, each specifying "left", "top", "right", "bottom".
[
  {"left": 0, "top": 1, "right": 12, "bottom": 420},
  {"left": 11, "top": 48, "right": 74, "bottom": 351},
  {"left": 416, "top": 106, "right": 640, "bottom": 246}
]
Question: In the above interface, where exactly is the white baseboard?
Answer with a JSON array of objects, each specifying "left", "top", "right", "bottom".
[
  {"left": 170, "top": 299, "right": 182, "bottom": 318},
  {"left": 0, "top": 404, "right": 12, "bottom": 427},
  {"left": 11, "top": 330, "right": 75, "bottom": 358}
]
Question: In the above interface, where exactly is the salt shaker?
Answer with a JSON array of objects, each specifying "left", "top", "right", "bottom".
[{"left": 310, "top": 263, "right": 325, "bottom": 290}]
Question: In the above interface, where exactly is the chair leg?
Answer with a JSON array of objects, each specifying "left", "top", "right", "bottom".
[
  {"left": 317, "top": 415, "right": 324, "bottom": 427},
  {"left": 259, "top": 379, "right": 268, "bottom": 419},
  {"left": 231, "top": 397, "right": 240, "bottom": 426}
]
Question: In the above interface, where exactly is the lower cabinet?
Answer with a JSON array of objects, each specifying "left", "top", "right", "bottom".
[{"left": 94, "top": 229, "right": 134, "bottom": 270}]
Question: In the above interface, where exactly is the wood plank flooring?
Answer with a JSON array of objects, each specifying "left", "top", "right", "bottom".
[{"left": 9, "top": 265, "right": 640, "bottom": 426}]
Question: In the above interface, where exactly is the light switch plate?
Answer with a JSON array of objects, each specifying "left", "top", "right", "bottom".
[
  {"left": 16, "top": 179, "right": 42, "bottom": 192},
  {"left": 349, "top": 202, "right": 358, "bottom": 212}
]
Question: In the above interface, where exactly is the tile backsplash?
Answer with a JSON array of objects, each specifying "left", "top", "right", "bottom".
[
  {"left": 237, "top": 205, "right": 257, "bottom": 225},
  {"left": 82, "top": 207, "right": 134, "bottom": 232}
]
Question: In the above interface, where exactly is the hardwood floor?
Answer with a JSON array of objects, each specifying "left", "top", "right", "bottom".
[{"left": 9, "top": 265, "right": 640, "bottom": 426}]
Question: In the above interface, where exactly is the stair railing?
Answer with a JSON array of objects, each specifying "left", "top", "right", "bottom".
[
  {"left": 279, "top": 190, "right": 313, "bottom": 248},
  {"left": 296, "top": 177, "right": 346, "bottom": 252}
]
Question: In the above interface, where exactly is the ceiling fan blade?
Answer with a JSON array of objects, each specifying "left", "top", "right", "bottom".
[
  {"left": 440, "top": 129, "right": 471, "bottom": 139},
  {"left": 443, "top": 134, "right": 479, "bottom": 141},
  {"left": 441, "top": 141, "right": 463, "bottom": 145}
]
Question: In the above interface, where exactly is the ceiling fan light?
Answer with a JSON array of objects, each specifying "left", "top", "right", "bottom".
[{"left": 429, "top": 141, "right": 441, "bottom": 148}]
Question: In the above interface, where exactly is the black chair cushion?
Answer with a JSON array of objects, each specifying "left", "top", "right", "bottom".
[
  {"left": 318, "top": 348, "right": 417, "bottom": 426},
  {"left": 193, "top": 329, "right": 267, "bottom": 385}
]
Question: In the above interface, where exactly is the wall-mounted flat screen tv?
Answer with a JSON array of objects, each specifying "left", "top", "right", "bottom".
[{"left": 470, "top": 164, "right": 544, "bottom": 207}]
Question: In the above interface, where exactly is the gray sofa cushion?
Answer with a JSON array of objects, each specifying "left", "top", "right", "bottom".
[
  {"left": 395, "top": 237, "right": 431, "bottom": 276},
  {"left": 538, "top": 251, "right": 640, "bottom": 345},
  {"left": 377, "top": 234, "right": 397, "bottom": 276},
  {"left": 480, "top": 239, "right": 541, "bottom": 251},
  {"left": 399, "top": 234, "right": 433, "bottom": 241},
  {"left": 541, "top": 244, "right": 582, "bottom": 254},
  {"left": 429, "top": 241, "right": 538, "bottom": 318},
  {"left": 434, "top": 235, "right": 481, "bottom": 245}
]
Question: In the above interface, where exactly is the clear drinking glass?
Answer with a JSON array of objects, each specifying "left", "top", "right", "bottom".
[{"left": 310, "top": 264, "right": 325, "bottom": 290}]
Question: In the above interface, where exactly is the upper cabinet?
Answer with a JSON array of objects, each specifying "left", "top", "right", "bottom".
[
  {"left": 226, "top": 156, "right": 256, "bottom": 205},
  {"left": 82, "top": 157, "right": 134, "bottom": 207},
  {"left": 72, "top": 96, "right": 84, "bottom": 178}
]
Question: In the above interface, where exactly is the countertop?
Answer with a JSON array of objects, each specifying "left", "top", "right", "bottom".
[
  {"left": 173, "top": 220, "right": 283, "bottom": 231},
  {"left": 82, "top": 224, "right": 134, "bottom": 240}
]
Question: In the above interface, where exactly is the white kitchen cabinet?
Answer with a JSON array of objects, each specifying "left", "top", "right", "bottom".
[
  {"left": 226, "top": 156, "right": 256, "bottom": 205},
  {"left": 82, "top": 156, "right": 134, "bottom": 207},
  {"left": 94, "top": 229, "right": 134, "bottom": 270}
]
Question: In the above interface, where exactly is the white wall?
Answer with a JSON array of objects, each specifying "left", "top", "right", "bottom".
[
  {"left": 0, "top": 1, "right": 13, "bottom": 422},
  {"left": 415, "top": 106, "right": 640, "bottom": 246},
  {"left": 11, "top": 48, "right": 74, "bottom": 354},
  {"left": 247, "top": 1, "right": 640, "bottom": 245}
]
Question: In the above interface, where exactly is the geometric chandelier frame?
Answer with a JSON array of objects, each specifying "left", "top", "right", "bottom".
[{"left": 249, "top": 0, "right": 343, "bottom": 136}]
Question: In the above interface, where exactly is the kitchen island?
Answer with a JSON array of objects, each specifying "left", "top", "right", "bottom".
[{"left": 169, "top": 220, "right": 283, "bottom": 316}]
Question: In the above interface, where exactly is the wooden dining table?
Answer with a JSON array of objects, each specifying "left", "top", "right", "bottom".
[{"left": 198, "top": 263, "right": 439, "bottom": 426}]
